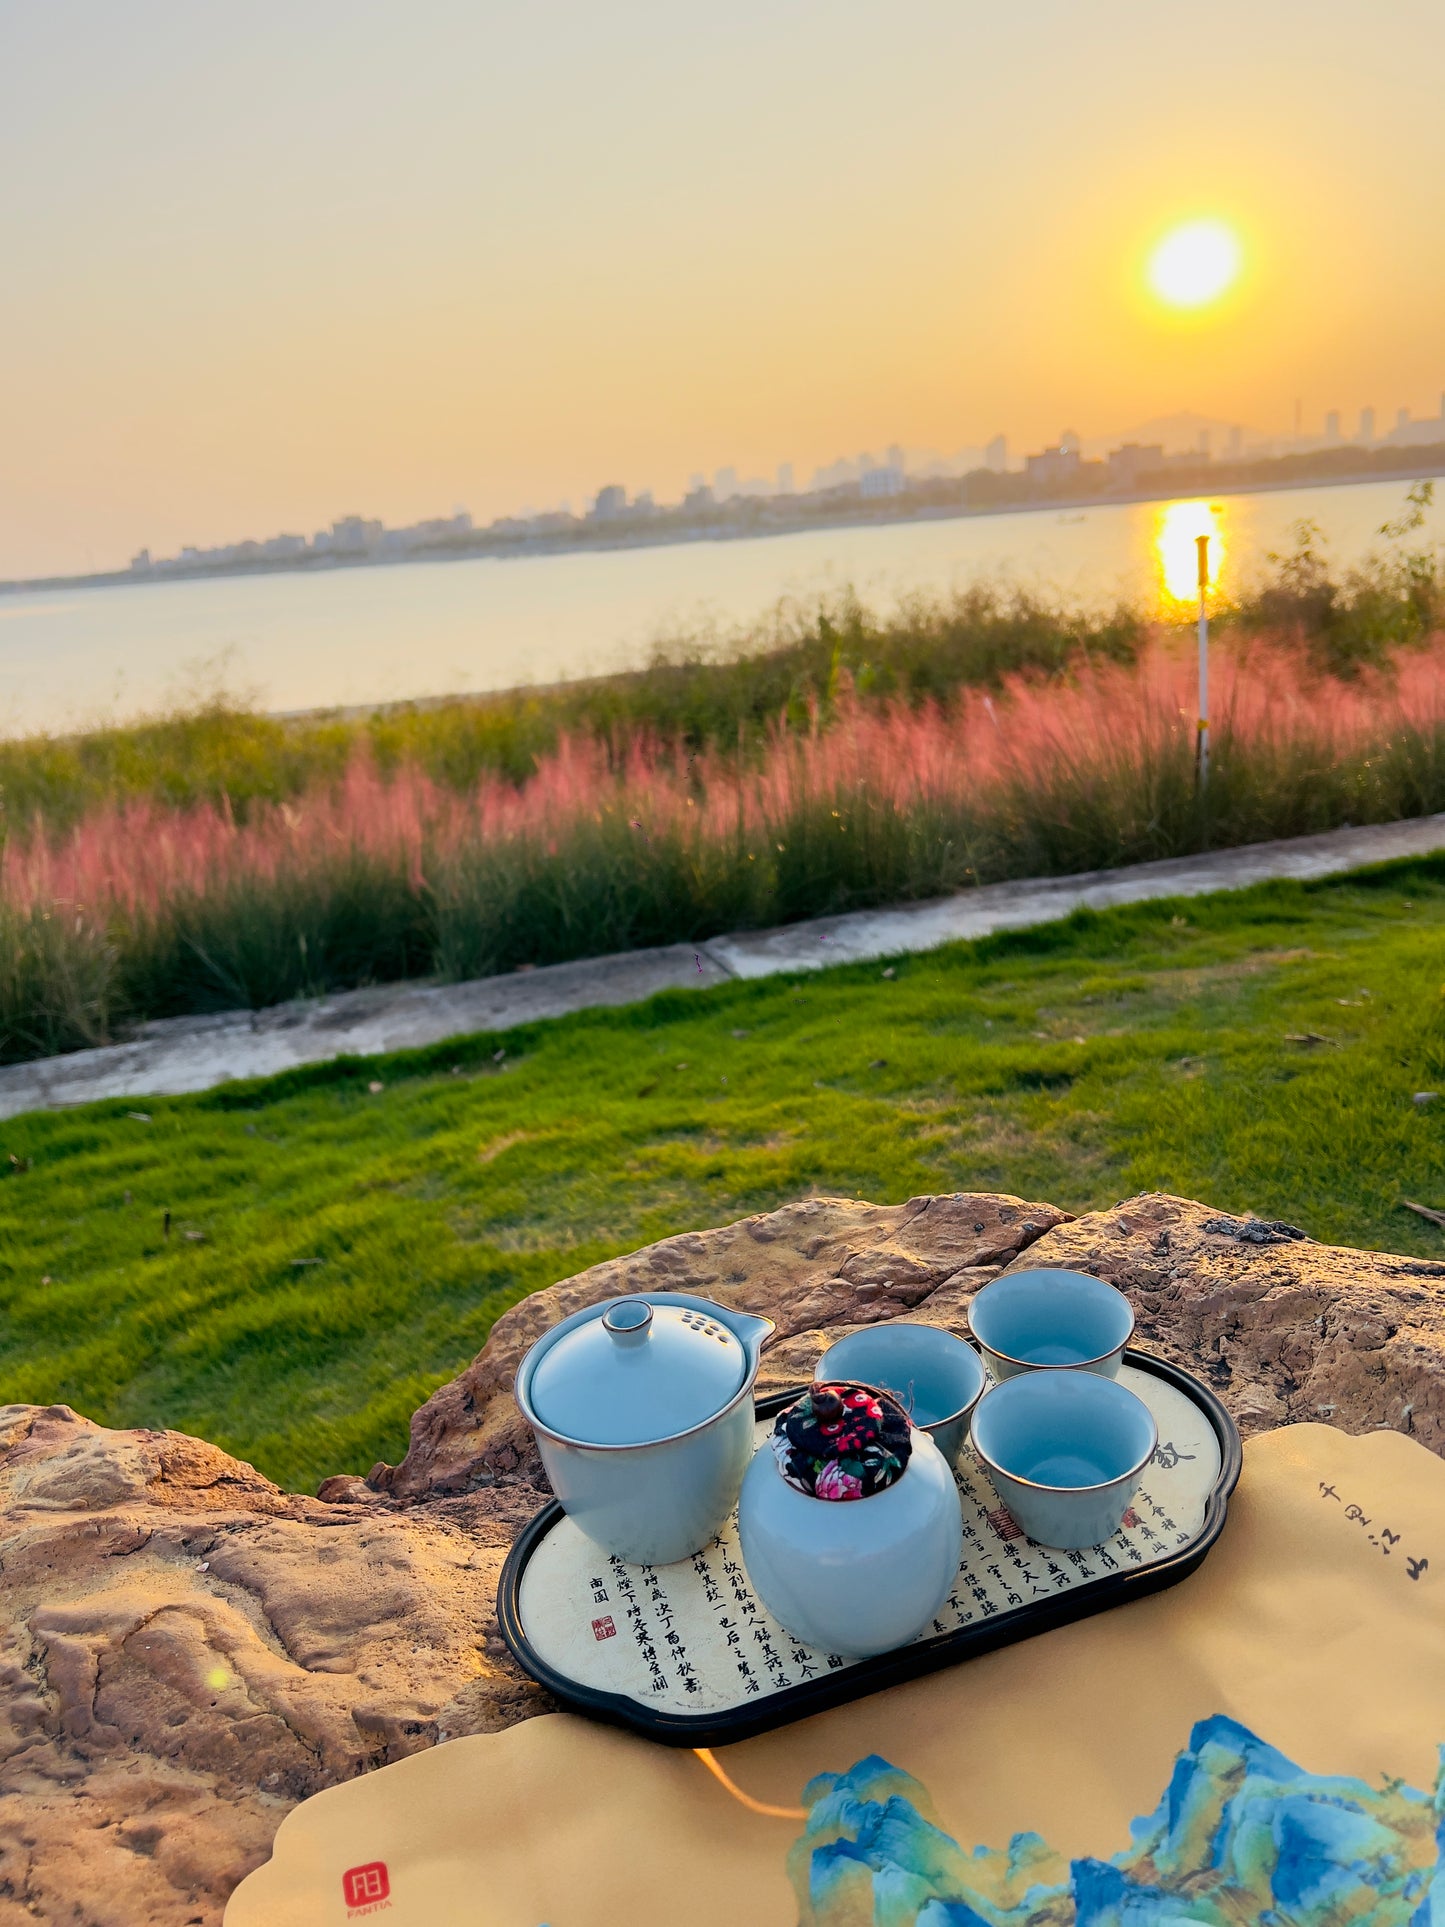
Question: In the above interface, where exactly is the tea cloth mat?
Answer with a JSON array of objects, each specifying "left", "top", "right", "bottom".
[{"left": 226, "top": 1422, "right": 1445, "bottom": 1925}]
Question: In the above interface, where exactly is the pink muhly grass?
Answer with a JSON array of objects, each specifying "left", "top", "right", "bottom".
[
  {"left": 4, "top": 750, "right": 455, "bottom": 920},
  {"left": 5, "top": 635, "right": 1445, "bottom": 926}
]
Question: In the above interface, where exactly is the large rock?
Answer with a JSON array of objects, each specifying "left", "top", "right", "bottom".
[
  {"left": 371, "top": 1191, "right": 1069, "bottom": 1501},
  {"left": 3, "top": 1191, "right": 1444, "bottom": 1924}
]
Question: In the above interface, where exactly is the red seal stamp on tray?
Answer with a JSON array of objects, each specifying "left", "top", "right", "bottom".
[
  {"left": 591, "top": 1615, "right": 617, "bottom": 1640},
  {"left": 343, "top": 1861, "right": 392, "bottom": 1913}
]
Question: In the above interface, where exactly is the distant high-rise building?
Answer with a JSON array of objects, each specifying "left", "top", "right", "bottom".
[
  {"left": 714, "top": 466, "right": 739, "bottom": 500},
  {"left": 776, "top": 463, "right": 795, "bottom": 494},
  {"left": 1377, "top": 391, "right": 1445, "bottom": 448},
  {"left": 130, "top": 547, "right": 151, "bottom": 572},
  {"left": 1107, "top": 444, "right": 1165, "bottom": 488},
  {"left": 591, "top": 484, "right": 627, "bottom": 519},
  {"left": 984, "top": 434, "right": 1008, "bottom": 473},
  {"left": 1227, "top": 425, "right": 1243, "bottom": 457},
  {"left": 1025, "top": 444, "right": 1081, "bottom": 488},
  {"left": 683, "top": 483, "right": 714, "bottom": 512},
  {"left": 859, "top": 465, "right": 906, "bottom": 499},
  {"left": 1059, "top": 428, "right": 1081, "bottom": 455},
  {"left": 810, "top": 456, "right": 860, "bottom": 491},
  {"left": 1324, "top": 410, "right": 1341, "bottom": 442},
  {"left": 1358, "top": 407, "right": 1375, "bottom": 444},
  {"left": 1197, "top": 429, "right": 1211, "bottom": 457},
  {"left": 886, "top": 443, "right": 905, "bottom": 474},
  {"left": 326, "top": 515, "right": 384, "bottom": 555}
]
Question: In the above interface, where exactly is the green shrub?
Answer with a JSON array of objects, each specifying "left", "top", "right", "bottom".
[
  {"left": 1234, "top": 483, "right": 1443, "bottom": 676},
  {"left": 0, "top": 903, "right": 120, "bottom": 1064}
]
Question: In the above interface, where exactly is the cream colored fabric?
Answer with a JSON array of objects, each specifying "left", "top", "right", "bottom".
[{"left": 226, "top": 1423, "right": 1445, "bottom": 1926}]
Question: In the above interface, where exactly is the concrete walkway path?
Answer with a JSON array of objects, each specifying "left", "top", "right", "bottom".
[{"left": 3, "top": 812, "right": 1442, "bottom": 1121}]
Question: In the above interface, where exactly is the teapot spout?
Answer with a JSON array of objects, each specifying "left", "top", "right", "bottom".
[{"left": 724, "top": 1309, "right": 775, "bottom": 1364}]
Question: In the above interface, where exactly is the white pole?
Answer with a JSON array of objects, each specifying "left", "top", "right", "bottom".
[{"left": 1196, "top": 533, "right": 1210, "bottom": 794}]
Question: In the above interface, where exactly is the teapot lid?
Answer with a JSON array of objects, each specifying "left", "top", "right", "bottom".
[{"left": 528, "top": 1298, "right": 748, "bottom": 1445}]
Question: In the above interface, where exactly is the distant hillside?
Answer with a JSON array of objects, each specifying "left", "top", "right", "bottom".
[{"left": 1083, "top": 411, "right": 1264, "bottom": 459}]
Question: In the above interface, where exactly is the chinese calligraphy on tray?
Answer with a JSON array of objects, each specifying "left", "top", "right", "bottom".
[{"left": 517, "top": 1365, "right": 1224, "bottom": 1719}]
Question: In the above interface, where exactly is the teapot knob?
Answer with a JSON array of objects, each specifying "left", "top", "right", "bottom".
[{"left": 601, "top": 1299, "right": 653, "bottom": 1345}]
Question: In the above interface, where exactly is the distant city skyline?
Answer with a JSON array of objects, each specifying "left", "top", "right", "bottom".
[
  {"left": 4, "top": 1, "right": 1444, "bottom": 578},
  {"left": 23, "top": 382, "right": 1440, "bottom": 578},
  {"left": 112, "top": 392, "right": 1445, "bottom": 583}
]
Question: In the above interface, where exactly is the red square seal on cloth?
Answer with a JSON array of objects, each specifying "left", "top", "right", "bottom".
[
  {"left": 343, "top": 1862, "right": 391, "bottom": 1907},
  {"left": 591, "top": 1615, "right": 617, "bottom": 1640}
]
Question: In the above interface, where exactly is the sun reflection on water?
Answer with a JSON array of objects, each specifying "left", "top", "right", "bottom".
[{"left": 1155, "top": 500, "right": 1225, "bottom": 607}]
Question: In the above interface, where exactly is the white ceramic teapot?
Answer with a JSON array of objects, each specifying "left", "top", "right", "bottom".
[{"left": 514, "top": 1293, "right": 773, "bottom": 1565}]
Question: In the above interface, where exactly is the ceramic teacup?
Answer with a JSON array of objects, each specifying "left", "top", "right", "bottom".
[
  {"left": 970, "top": 1370, "right": 1157, "bottom": 1549},
  {"left": 966, "top": 1269, "right": 1134, "bottom": 1379},
  {"left": 815, "top": 1323, "right": 988, "bottom": 1470}
]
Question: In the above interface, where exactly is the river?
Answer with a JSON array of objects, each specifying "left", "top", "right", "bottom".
[{"left": 0, "top": 476, "right": 1433, "bottom": 736}]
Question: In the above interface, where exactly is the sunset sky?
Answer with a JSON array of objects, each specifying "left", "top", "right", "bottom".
[{"left": 4, "top": 0, "right": 1443, "bottom": 578}]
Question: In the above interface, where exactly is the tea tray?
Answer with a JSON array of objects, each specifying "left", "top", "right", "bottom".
[{"left": 496, "top": 1350, "right": 1241, "bottom": 1746}]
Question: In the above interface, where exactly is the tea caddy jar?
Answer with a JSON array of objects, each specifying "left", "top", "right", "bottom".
[{"left": 737, "top": 1382, "right": 963, "bottom": 1659}]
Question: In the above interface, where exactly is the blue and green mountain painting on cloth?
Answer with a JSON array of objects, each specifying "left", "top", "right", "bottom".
[{"left": 789, "top": 1715, "right": 1445, "bottom": 1925}]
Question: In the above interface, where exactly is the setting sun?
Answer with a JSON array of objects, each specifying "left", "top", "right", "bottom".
[{"left": 1147, "top": 219, "right": 1242, "bottom": 310}]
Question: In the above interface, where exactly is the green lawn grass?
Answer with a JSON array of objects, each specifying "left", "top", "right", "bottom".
[{"left": 4, "top": 859, "right": 1445, "bottom": 1494}]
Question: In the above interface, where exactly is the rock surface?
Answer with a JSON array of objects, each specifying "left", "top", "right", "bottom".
[
  {"left": 3, "top": 1190, "right": 1444, "bottom": 1923},
  {"left": 372, "top": 1191, "right": 1070, "bottom": 1502}
]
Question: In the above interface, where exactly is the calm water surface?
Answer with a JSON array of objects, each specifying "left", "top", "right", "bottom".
[{"left": 1, "top": 478, "right": 1431, "bottom": 736}]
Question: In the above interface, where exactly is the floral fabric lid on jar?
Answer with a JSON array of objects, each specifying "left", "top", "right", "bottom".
[{"left": 770, "top": 1381, "right": 912, "bottom": 1500}]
